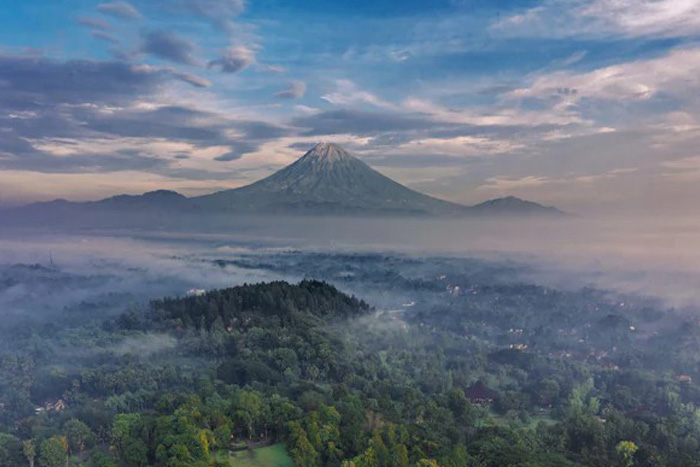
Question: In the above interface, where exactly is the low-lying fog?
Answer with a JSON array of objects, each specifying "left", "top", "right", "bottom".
[{"left": 0, "top": 214, "right": 698, "bottom": 321}]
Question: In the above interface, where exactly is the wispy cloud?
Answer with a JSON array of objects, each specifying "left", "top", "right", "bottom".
[
  {"left": 91, "top": 30, "right": 120, "bottom": 44},
  {"left": 274, "top": 80, "right": 307, "bottom": 99},
  {"left": 321, "top": 79, "right": 396, "bottom": 109},
  {"left": 169, "top": 70, "right": 212, "bottom": 88},
  {"left": 402, "top": 97, "right": 584, "bottom": 127},
  {"left": 178, "top": 0, "right": 246, "bottom": 33},
  {"left": 492, "top": 0, "right": 700, "bottom": 39},
  {"left": 507, "top": 46, "right": 700, "bottom": 104},
  {"left": 78, "top": 16, "right": 114, "bottom": 30},
  {"left": 97, "top": 1, "right": 142, "bottom": 21}
]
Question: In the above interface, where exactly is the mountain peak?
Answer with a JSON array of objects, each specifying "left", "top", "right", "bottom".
[
  {"left": 141, "top": 190, "right": 186, "bottom": 199},
  {"left": 310, "top": 141, "right": 347, "bottom": 155},
  {"left": 299, "top": 142, "right": 357, "bottom": 167}
]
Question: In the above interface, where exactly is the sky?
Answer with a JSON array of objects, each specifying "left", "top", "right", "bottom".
[{"left": 1, "top": 0, "right": 699, "bottom": 214}]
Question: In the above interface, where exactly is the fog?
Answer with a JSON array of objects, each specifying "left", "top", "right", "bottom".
[{"left": 0, "top": 213, "right": 698, "bottom": 316}]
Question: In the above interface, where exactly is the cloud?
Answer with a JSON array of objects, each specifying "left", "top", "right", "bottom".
[
  {"left": 392, "top": 135, "right": 524, "bottom": 158},
  {"left": 274, "top": 80, "right": 307, "bottom": 99},
  {"left": 291, "top": 109, "right": 455, "bottom": 136},
  {"left": 236, "top": 121, "right": 291, "bottom": 140},
  {"left": 321, "top": 79, "right": 396, "bottom": 109},
  {"left": 208, "top": 45, "right": 254, "bottom": 73},
  {"left": 169, "top": 70, "right": 212, "bottom": 87},
  {"left": 492, "top": 0, "right": 700, "bottom": 39},
  {"left": 478, "top": 175, "right": 554, "bottom": 192},
  {"left": 214, "top": 143, "right": 259, "bottom": 161},
  {"left": 77, "top": 16, "right": 114, "bottom": 30},
  {"left": 140, "top": 30, "right": 200, "bottom": 66},
  {"left": 506, "top": 47, "right": 700, "bottom": 104},
  {"left": 91, "top": 30, "right": 120, "bottom": 44},
  {"left": 0, "top": 52, "right": 301, "bottom": 179},
  {"left": 402, "top": 97, "right": 584, "bottom": 127},
  {"left": 0, "top": 55, "right": 224, "bottom": 173},
  {"left": 97, "top": 1, "right": 142, "bottom": 20},
  {"left": 178, "top": 0, "right": 245, "bottom": 32},
  {"left": 362, "top": 153, "right": 469, "bottom": 169},
  {"left": 0, "top": 130, "right": 170, "bottom": 174},
  {"left": 583, "top": 0, "right": 700, "bottom": 37},
  {"left": 0, "top": 55, "right": 165, "bottom": 109},
  {"left": 79, "top": 111, "right": 223, "bottom": 141},
  {"left": 258, "top": 64, "right": 286, "bottom": 74}
]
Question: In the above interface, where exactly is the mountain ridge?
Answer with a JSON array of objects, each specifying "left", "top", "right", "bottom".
[{"left": 18, "top": 143, "right": 566, "bottom": 217}]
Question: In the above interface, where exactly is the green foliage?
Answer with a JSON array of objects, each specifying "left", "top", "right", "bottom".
[
  {"left": 4, "top": 274, "right": 700, "bottom": 467},
  {"left": 39, "top": 436, "right": 67, "bottom": 467},
  {"left": 23, "top": 439, "right": 36, "bottom": 467},
  {"left": 0, "top": 434, "right": 24, "bottom": 467},
  {"left": 63, "top": 418, "right": 94, "bottom": 454},
  {"left": 615, "top": 441, "right": 638, "bottom": 467}
]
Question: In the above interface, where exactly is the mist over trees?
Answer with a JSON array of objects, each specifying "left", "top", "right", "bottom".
[{"left": 1, "top": 244, "right": 700, "bottom": 466}]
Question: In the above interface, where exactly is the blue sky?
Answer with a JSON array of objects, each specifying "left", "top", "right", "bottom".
[{"left": 1, "top": 0, "right": 700, "bottom": 214}]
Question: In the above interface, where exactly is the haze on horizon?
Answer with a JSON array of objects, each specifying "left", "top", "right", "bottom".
[{"left": 1, "top": 0, "right": 699, "bottom": 215}]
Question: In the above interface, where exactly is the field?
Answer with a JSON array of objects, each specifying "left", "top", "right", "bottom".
[{"left": 216, "top": 444, "right": 294, "bottom": 467}]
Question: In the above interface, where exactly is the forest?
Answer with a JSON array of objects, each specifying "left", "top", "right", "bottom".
[{"left": 2, "top": 251, "right": 700, "bottom": 467}]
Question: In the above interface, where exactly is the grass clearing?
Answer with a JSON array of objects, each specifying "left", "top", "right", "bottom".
[{"left": 216, "top": 443, "right": 294, "bottom": 467}]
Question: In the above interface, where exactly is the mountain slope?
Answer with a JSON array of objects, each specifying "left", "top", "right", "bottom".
[{"left": 192, "top": 142, "right": 469, "bottom": 215}]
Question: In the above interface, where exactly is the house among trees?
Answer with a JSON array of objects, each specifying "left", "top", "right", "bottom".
[
  {"left": 677, "top": 374, "right": 693, "bottom": 384},
  {"left": 34, "top": 399, "right": 67, "bottom": 415},
  {"left": 463, "top": 382, "right": 498, "bottom": 405}
]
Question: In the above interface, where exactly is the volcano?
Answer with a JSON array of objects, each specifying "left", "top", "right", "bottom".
[{"left": 192, "top": 142, "right": 470, "bottom": 215}]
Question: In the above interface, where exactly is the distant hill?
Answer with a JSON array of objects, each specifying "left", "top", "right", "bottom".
[
  {"left": 16, "top": 143, "right": 565, "bottom": 217},
  {"left": 468, "top": 196, "right": 565, "bottom": 217},
  {"left": 23, "top": 190, "right": 188, "bottom": 212},
  {"left": 95, "top": 190, "right": 187, "bottom": 209}
]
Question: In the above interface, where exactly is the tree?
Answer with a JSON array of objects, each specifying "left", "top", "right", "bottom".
[
  {"left": 288, "top": 421, "right": 318, "bottom": 467},
  {"left": 370, "top": 431, "right": 390, "bottom": 467},
  {"left": 234, "top": 391, "right": 263, "bottom": 439},
  {"left": 0, "top": 434, "right": 24, "bottom": 467},
  {"left": 156, "top": 442, "right": 194, "bottom": 467},
  {"left": 23, "top": 440, "right": 36, "bottom": 467},
  {"left": 448, "top": 444, "right": 471, "bottom": 467},
  {"left": 39, "top": 436, "right": 67, "bottom": 467},
  {"left": 111, "top": 413, "right": 141, "bottom": 458},
  {"left": 338, "top": 395, "right": 365, "bottom": 455},
  {"left": 89, "top": 449, "right": 119, "bottom": 467},
  {"left": 122, "top": 439, "right": 148, "bottom": 467},
  {"left": 616, "top": 441, "right": 639, "bottom": 467},
  {"left": 63, "top": 419, "right": 94, "bottom": 455},
  {"left": 394, "top": 444, "right": 409, "bottom": 467}
]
